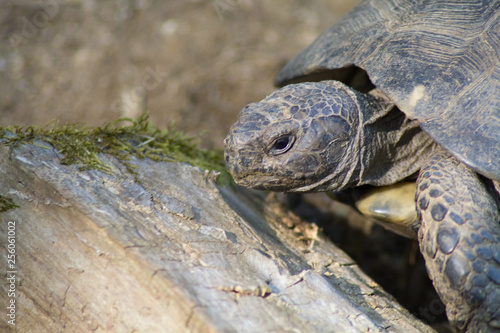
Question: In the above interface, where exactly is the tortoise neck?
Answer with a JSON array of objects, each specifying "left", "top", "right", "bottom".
[{"left": 358, "top": 103, "right": 436, "bottom": 186}]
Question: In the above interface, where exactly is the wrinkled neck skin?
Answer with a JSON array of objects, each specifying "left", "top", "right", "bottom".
[
  {"left": 301, "top": 89, "right": 436, "bottom": 193},
  {"left": 359, "top": 96, "right": 436, "bottom": 186}
]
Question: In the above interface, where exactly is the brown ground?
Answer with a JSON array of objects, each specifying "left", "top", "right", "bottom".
[
  {"left": 1, "top": 0, "right": 448, "bottom": 329},
  {"left": 1, "top": 0, "right": 357, "bottom": 149}
]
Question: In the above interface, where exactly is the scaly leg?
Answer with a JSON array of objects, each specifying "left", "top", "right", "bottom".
[{"left": 416, "top": 148, "right": 500, "bottom": 332}]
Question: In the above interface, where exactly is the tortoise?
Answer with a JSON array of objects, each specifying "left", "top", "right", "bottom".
[{"left": 224, "top": 0, "right": 500, "bottom": 331}]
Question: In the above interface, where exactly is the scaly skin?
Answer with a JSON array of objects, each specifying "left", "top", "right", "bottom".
[
  {"left": 417, "top": 148, "right": 500, "bottom": 332},
  {"left": 224, "top": 81, "right": 500, "bottom": 332},
  {"left": 225, "top": 81, "right": 435, "bottom": 192}
]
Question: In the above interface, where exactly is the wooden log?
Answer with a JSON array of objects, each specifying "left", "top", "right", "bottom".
[{"left": 0, "top": 142, "right": 434, "bottom": 332}]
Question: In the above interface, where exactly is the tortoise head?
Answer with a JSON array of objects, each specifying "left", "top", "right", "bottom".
[{"left": 224, "top": 81, "right": 362, "bottom": 192}]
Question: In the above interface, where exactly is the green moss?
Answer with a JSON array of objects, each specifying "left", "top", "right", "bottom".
[
  {"left": 0, "top": 113, "right": 231, "bottom": 184},
  {"left": 0, "top": 195, "right": 19, "bottom": 213}
]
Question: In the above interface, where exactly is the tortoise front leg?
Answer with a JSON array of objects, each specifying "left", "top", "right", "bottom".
[{"left": 416, "top": 147, "right": 500, "bottom": 332}]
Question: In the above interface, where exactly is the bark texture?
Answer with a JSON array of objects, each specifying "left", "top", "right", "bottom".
[{"left": 0, "top": 142, "right": 434, "bottom": 332}]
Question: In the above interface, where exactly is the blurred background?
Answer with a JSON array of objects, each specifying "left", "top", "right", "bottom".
[
  {"left": 1, "top": 0, "right": 449, "bottom": 328},
  {"left": 1, "top": 0, "right": 359, "bottom": 149}
]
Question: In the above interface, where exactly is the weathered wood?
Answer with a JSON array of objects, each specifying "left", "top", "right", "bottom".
[{"left": 0, "top": 142, "right": 434, "bottom": 332}]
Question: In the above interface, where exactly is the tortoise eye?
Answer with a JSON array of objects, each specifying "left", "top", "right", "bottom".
[{"left": 268, "top": 135, "right": 295, "bottom": 155}]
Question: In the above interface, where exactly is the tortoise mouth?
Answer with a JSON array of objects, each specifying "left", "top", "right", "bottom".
[
  {"left": 230, "top": 172, "right": 283, "bottom": 191},
  {"left": 230, "top": 170, "right": 319, "bottom": 192}
]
